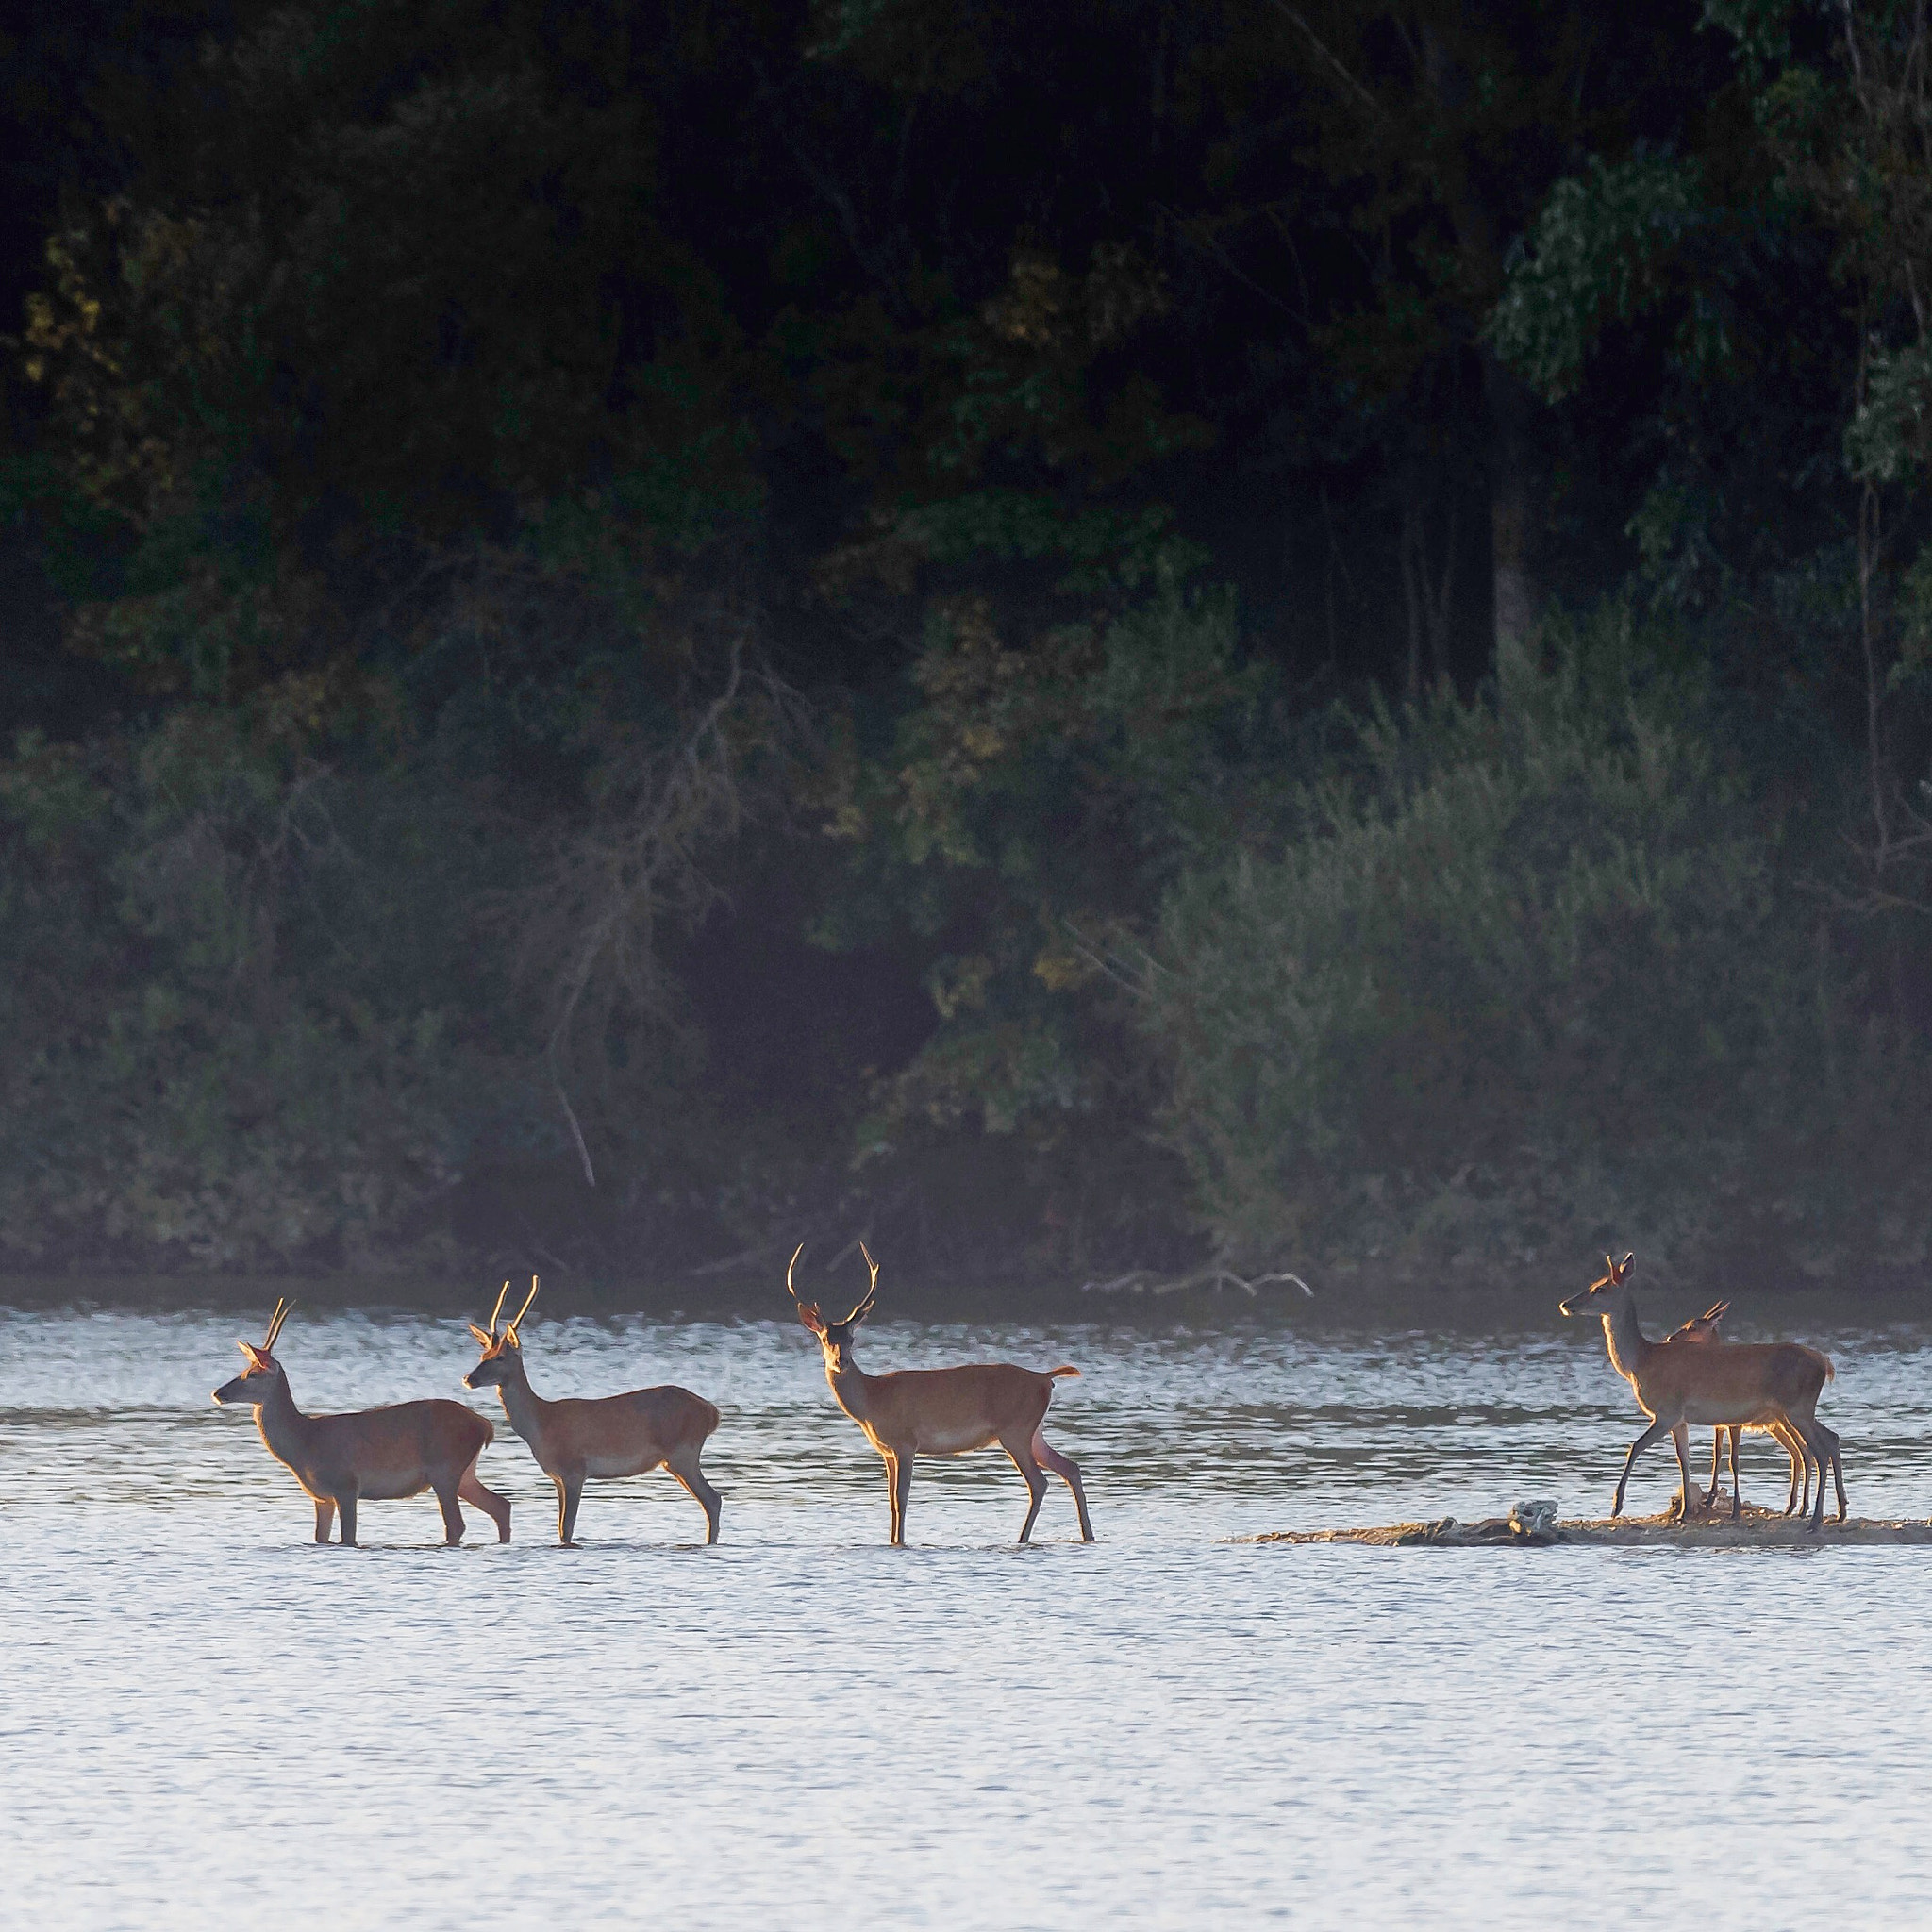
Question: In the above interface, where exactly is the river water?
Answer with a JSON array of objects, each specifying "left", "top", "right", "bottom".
[{"left": 2, "top": 1300, "right": 1928, "bottom": 1928}]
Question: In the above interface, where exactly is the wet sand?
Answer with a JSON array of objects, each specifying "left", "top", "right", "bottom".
[{"left": 1240, "top": 1503, "right": 1932, "bottom": 1547}]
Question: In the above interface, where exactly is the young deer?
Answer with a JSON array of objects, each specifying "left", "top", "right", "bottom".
[
  {"left": 212, "top": 1298, "right": 511, "bottom": 1546},
  {"left": 463, "top": 1277, "right": 723, "bottom": 1545},
  {"left": 1562, "top": 1254, "right": 1846, "bottom": 1527},
  {"left": 1664, "top": 1301, "right": 1811, "bottom": 1517},
  {"left": 785, "top": 1242, "right": 1095, "bottom": 1546}
]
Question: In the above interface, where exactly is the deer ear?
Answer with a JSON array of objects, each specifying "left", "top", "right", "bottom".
[
  {"left": 467, "top": 1324, "right": 493, "bottom": 1346},
  {"left": 797, "top": 1303, "right": 824, "bottom": 1333},
  {"left": 237, "top": 1341, "right": 268, "bottom": 1368}
]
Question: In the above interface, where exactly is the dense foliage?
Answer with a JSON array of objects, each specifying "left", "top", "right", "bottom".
[{"left": 0, "top": 0, "right": 1926, "bottom": 1287}]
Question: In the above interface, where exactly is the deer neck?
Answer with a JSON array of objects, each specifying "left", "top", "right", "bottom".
[
  {"left": 1599, "top": 1289, "right": 1652, "bottom": 1386},
  {"left": 492, "top": 1352, "right": 549, "bottom": 1449},
  {"left": 824, "top": 1347, "right": 874, "bottom": 1425},
  {"left": 253, "top": 1373, "right": 314, "bottom": 1467}
]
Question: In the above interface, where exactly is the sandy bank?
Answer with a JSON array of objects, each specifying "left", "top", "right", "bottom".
[{"left": 1237, "top": 1501, "right": 1932, "bottom": 1548}]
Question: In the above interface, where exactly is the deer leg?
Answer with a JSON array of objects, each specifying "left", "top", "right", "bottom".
[
  {"left": 1794, "top": 1419, "right": 1837, "bottom": 1530},
  {"left": 664, "top": 1441, "right": 722, "bottom": 1544},
  {"left": 1005, "top": 1438, "right": 1048, "bottom": 1544},
  {"left": 433, "top": 1475, "right": 466, "bottom": 1546},
  {"left": 1702, "top": 1430, "right": 1720, "bottom": 1507},
  {"left": 1790, "top": 1422, "right": 1817, "bottom": 1522},
  {"left": 313, "top": 1495, "right": 337, "bottom": 1543},
  {"left": 1670, "top": 1423, "right": 1696, "bottom": 1522},
  {"left": 1773, "top": 1421, "right": 1804, "bottom": 1516},
  {"left": 458, "top": 1457, "right": 511, "bottom": 1542},
  {"left": 1790, "top": 1418, "right": 1828, "bottom": 1530},
  {"left": 555, "top": 1470, "right": 585, "bottom": 1545},
  {"left": 337, "top": 1489, "right": 358, "bottom": 1547},
  {"left": 882, "top": 1453, "right": 911, "bottom": 1546},
  {"left": 1727, "top": 1426, "right": 1743, "bottom": 1520},
  {"left": 1612, "top": 1418, "right": 1675, "bottom": 1518},
  {"left": 1031, "top": 1430, "right": 1094, "bottom": 1541},
  {"left": 1816, "top": 1421, "right": 1848, "bottom": 1523}
]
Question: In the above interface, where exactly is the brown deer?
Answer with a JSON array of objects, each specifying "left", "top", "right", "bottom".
[
  {"left": 1663, "top": 1301, "right": 1812, "bottom": 1517},
  {"left": 212, "top": 1298, "right": 510, "bottom": 1546},
  {"left": 1561, "top": 1254, "right": 1845, "bottom": 1526},
  {"left": 785, "top": 1242, "right": 1095, "bottom": 1546},
  {"left": 463, "top": 1277, "right": 722, "bottom": 1546}
]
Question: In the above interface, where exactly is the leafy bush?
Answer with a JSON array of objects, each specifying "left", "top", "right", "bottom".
[
  {"left": 1143, "top": 608, "right": 1931, "bottom": 1276},
  {"left": 0, "top": 712, "right": 521, "bottom": 1268}
]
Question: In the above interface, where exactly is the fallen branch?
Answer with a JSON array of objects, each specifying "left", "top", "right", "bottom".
[{"left": 1081, "top": 1264, "right": 1314, "bottom": 1298}]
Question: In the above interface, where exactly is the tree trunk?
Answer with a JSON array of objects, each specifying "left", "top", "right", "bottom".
[
  {"left": 1483, "top": 348, "right": 1541, "bottom": 669},
  {"left": 1419, "top": 22, "right": 1542, "bottom": 672}
]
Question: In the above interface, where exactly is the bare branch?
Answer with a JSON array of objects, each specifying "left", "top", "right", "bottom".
[
  {"left": 1261, "top": 0, "right": 1384, "bottom": 122},
  {"left": 1081, "top": 1263, "right": 1315, "bottom": 1298}
]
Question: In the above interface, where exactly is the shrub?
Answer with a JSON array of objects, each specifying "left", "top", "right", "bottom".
[{"left": 1143, "top": 609, "right": 1931, "bottom": 1277}]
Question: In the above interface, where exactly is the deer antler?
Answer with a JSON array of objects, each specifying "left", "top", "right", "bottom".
[
  {"left": 487, "top": 1279, "right": 511, "bottom": 1337},
  {"left": 263, "top": 1297, "right": 293, "bottom": 1351},
  {"left": 785, "top": 1243, "right": 806, "bottom": 1302},
  {"left": 1665, "top": 1299, "right": 1729, "bottom": 1341},
  {"left": 508, "top": 1274, "right": 540, "bottom": 1339},
  {"left": 841, "top": 1241, "right": 881, "bottom": 1326}
]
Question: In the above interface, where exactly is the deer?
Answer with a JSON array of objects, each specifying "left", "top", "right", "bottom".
[
  {"left": 1561, "top": 1253, "right": 1846, "bottom": 1527},
  {"left": 212, "top": 1298, "right": 511, "bottom": 1546},
  {"left": 462, "top": 1277, "right": 723, "bottom": 1546},
  {"left": 1663, "top": 1301, "right": 1812, "bottom": 1517},
  {"left": 785, "top": 1241, "right": 1095, "bottom": 1546}
]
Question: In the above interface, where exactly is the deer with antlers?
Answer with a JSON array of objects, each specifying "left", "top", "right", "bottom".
[
  {"left": 1562, "top": 1254, "right": 1846, "bottom": 1527},
  {"left": 785, "top": 1242, "right": 1095, "bottom": 1546},
  {"left": 463, "top": 1277, "right": 723, "bottom": 1545},
  {"left": 1663, "top": 1301, "right": 1814, "bottom": 1517},
  {"left": 212, "top": 1299, "right": 511, "bottom": 1546}
]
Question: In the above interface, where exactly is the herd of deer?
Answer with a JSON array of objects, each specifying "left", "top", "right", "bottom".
[
  {"left": 1560, "top": 1251, "right": 1848, "bottom": 1528},
  {"left": 212, "top": 1244, "right": 1093, "bottom": 1547},
  {"left": 209, "top": 1244, "right": 1848, "bottom": 1546}
]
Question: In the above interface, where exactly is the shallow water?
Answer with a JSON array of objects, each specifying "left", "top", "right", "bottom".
[{"left": 2, "top": 1303, "right": 1929, "bottom": 1928}]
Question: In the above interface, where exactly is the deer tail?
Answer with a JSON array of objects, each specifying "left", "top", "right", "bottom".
[{"left": 1046, "top": 1364, "right": 1081, "bottom": 1379}]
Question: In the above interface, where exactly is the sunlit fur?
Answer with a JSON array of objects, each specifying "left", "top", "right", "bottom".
[
  {"left": 463, "top": 1280, "right": 722, "bottom": 1545},
  {"left": 1561, "top": 1254, "right": 1847, "bottom": 1527},
  {"left": 1663, "top": 1302, "right": 1812, "bottom": 1517},
  {"left": 212, "top": 1306, "right": 509, "bottom": 1546},
  {"left": 787, "top": 1243, "right": 1095, "bottom": 1546}
]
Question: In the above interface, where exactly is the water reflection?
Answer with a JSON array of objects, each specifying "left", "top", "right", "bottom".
[{"left": 2, "top": 1305, "right": 1928, "bottom": 1928}]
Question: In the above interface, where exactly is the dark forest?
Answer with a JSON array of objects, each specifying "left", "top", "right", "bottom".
[{"left": 1, "top": 0, "right": 1927, "bottom": 1294}]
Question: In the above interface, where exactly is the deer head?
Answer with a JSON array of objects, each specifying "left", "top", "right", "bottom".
[
  {"left": 1559, "top": 1251, "right": 1635, "bottom": 1318},
  {"left": 464, "top": 1276, "right": 540, "bottom": 1390},
  {"left": 1665, "top": 1299, "right": 1729, "bottom": 1343},
  {"left": 212, "top": 1297, "right": 295, "bottom": 1405},
  {"left": 785, "top": 1241, "right": 879, "bottom": 1372}
]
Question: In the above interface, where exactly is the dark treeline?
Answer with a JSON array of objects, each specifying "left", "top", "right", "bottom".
[{"left": 0, "top": 0, "right": 1927, "bottom": 1291}]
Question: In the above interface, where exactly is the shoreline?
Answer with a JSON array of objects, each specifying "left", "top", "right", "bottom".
[{"left": 1238, "top": 1504, "right": 1932, "bottom": 1547}]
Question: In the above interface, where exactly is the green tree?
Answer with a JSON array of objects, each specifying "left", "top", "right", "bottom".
[{"left": 1141, "top": 606, "right": 1930, "bottom": 1275}]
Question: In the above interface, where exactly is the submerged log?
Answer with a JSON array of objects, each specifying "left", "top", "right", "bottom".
[{"left": 1238, "top": 1498, "right": 1932, "bottom": 1548}]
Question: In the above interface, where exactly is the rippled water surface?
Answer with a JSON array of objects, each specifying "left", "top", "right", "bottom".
[{"left": 3, "top": 1300, "right": 1930, "bottom": 1928}]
